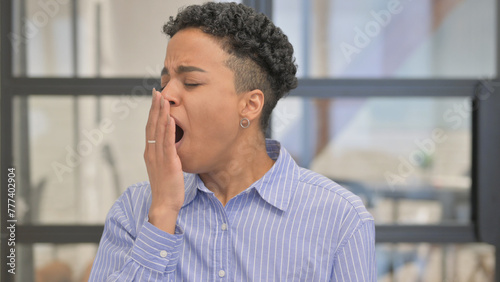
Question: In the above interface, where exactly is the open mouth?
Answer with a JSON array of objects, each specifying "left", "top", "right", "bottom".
[{"left": 175, "top": 124, "right": 184, "bottom": 143}]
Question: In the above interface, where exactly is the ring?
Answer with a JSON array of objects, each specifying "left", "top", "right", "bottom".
[{"left": 147, "top": 140, "right": 156, "bottom": 144}]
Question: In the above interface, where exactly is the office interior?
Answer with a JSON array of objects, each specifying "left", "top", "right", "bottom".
[{"left": 1, "top": 0, "right": 499, "bottom": 281}]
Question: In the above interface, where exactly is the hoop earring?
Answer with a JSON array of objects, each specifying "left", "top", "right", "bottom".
[{"left": 240, "top": 117, "right": 250, "bottom": 128}]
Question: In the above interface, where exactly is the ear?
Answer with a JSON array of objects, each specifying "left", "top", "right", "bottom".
[{"left": 239, "top": 89, "right": 264, "bottom": 123}]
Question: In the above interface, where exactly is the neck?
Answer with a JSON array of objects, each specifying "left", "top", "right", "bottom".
[{"left": 199, "top": 136, "right": 275, "bottom": 206}]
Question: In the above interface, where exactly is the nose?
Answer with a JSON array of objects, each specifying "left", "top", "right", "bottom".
[{"left": 160, "top": 83, "right": 180, "bottom": 106}]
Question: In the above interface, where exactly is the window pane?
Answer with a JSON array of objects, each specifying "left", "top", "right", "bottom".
[
  {"left": 274, "top": 0, "right": 496, "bottom": 78},
  {"left": 15, "top": 243, "right": 98, "bottom": 282},
  {"left": 272, "top": 97, "right": 472, "bottom": 224},
  {"left": 377, "top": 243, "right": 495, "bottom": 281},
  {"left": 12, "top": 0, "right": 241, "bottom": 77},
  {"left": 13, "top": 95, "right": 151, "bottom": 224}
]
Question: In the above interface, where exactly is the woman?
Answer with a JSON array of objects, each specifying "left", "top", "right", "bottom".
[{"left": 90, "top": 2, "right": 375, "bottom": 281}]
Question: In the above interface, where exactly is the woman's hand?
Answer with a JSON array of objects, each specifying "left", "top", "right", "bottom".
[{"left": 144, "top": 88, "right": 185, "bottom": 234}]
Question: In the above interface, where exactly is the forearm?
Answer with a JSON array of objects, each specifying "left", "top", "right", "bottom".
[{"left": 90, "top": 185, "right": 184, "bottom": 281}]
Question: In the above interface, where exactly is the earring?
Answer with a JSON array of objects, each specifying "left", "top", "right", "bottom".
[{"left": 240, "top": 117, "right": 250, "bottom": 128}]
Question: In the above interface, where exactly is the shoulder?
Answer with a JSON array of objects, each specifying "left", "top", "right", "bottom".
[
  {"left": 296, "top": 167, "right": 373, "bottom": 222},
  {"left": 294, "top": 168, "right": 375, "bottom": 254}
]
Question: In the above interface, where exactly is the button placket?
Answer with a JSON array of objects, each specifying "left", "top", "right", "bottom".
[
  {"left": 211, "top": 195, "right": 230, "bottom": 280},
  {"left": 218, "top": 269, "right": 226, "bottom": 278}
]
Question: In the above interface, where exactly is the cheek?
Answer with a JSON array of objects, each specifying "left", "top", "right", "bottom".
[{"left": 190, "top": 97, "right": 239, "bottom": 137}]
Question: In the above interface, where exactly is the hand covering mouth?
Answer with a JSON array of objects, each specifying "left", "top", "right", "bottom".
[{"left": 175, "top": 124, "right": 184, "bottom": 143}]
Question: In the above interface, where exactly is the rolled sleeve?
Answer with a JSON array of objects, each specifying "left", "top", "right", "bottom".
[{"left": 131, "top": 221, "right": 184, "bottom": 273}]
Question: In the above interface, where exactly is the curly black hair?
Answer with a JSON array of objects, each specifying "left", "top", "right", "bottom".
[{"left": 163, "top": 2, "right": 298, "bottom": 133}]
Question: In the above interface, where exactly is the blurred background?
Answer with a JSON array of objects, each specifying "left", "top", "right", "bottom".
[{"left": 1, "top": 0, "right": 498, "bottom": 281}]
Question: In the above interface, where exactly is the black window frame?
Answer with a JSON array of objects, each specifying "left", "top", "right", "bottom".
[{"left": 1, "top": 0, "right": 499, "bottom": 281}]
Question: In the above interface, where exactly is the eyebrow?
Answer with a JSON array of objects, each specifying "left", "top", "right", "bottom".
[{"left": 161, "top": 65, "right": 207, "bottom": 76}]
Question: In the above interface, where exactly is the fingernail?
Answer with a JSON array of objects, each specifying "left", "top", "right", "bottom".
[
  {"left": 160, "top": 98, "right": 164, "bottom": 108},
  {"left": 152, "top": 88, "right": 156, "bottom": 97}
]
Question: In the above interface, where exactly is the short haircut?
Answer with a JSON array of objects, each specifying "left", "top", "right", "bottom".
[{"left": 163, "top": 2, "right": 298, "bottom": 133}]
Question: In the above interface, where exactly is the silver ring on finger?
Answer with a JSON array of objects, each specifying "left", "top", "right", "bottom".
[{"left": 147, "top": 140, "right": 156, "bottom": 144}]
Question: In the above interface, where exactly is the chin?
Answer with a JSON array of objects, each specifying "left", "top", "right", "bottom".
[
  {"left": 178, "top": 155, "right": 198, "bottom": 174},
  {"left": 180, "top": 154, "right": 213, "bottom": 175}
]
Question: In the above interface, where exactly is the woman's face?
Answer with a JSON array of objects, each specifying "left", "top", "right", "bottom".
[{"left": 160, "top": 28, "right": 243, "bottom": 173}]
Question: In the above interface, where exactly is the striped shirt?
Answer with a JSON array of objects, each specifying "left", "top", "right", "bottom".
[{"left": 90, "top": 139, "right": 376, "bottom": 281}]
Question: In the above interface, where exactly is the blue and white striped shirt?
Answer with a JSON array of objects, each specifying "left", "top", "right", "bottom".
[{"left": 90, "top": 140, "right": 376, "bottom": 281}]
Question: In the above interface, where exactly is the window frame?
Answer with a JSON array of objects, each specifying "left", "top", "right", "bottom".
[{"left": 1, "top": 0, "right": 499, "bottom": 281}]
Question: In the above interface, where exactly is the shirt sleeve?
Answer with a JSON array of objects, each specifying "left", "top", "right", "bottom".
[
  {"left": 89, "top": 186, "right": 184, "bottom": 281},
  {"left": 330, "top": 219, "right": 376, "bottom": 282}
]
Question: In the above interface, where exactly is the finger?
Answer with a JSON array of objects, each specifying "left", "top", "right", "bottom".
[
  {"left": 145, "top": 89, "right": 161, "bottom": 162},
  {"left": 155, "top": 95, "right": 171, "bottom": 162},
  {"left": 146, "top": 88, "right": 161, "bottom": 142},
  {"left": 164, "top": 112, "right": 176, "bottom": 152}
]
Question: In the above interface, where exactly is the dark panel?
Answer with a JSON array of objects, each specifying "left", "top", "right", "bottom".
[
  {"left": 17, "top": 226, "right": 104, "bottom": 243},
  {"left": 243, "top": 0, "right": 272, "bottom": 16},
  {"left": 9, "top": 78, "right": 477, "bottom": 97},
  {"left": 376, "top": 225, "right": 477, "bottom": 243},
  {"left": 1, "top": 0, "right": 14, "bottom": 280},
  {"left": 13, "top": 224, "right": 477, "bottom": 244},
  {"left": 290, "top": 79, "right": 477, "bottom": 97},
  {"left": 9, "top": 78, "right": 156, "bottom": 95},
  {"left": 476, "top": 80, "right": 500, "bottom": 246},
  {"left": 496, "top": 247, "right": 500, "bottom": 282}
]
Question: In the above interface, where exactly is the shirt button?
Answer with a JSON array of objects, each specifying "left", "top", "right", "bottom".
[
  {"left": 221, "top": 223, "right": 228, "bottom": 231},
  {"left": 160, "top": 250, "right": 168, "bottom": 258},
  {"left": 218, "top": 270, "right": 226, "bottom": 277}
]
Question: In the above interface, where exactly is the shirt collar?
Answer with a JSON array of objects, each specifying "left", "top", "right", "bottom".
[
  {"left": 182, "top": 139, "right": 300, "bottom": 212},
  {"left": 251, "top": 139, "right": 299, "bottom": 211}
]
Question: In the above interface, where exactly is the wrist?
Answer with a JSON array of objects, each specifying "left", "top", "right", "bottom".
[{"left": 148, "top": 207, "right": 180, "bottom": 234}]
